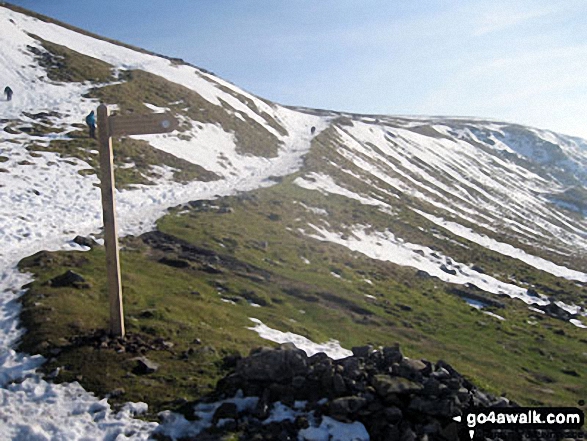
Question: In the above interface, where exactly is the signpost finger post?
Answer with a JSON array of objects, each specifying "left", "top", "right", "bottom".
[{"left": 97, "top": 104, "right": 178, "bottom": 337}]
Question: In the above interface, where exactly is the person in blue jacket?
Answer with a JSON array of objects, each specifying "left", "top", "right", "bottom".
[
  {"left": 85, "top": 110, "right": 96, "bottom": 138},
  {"left": 4, "top": 86, "right": 13, "bottom": 101}
]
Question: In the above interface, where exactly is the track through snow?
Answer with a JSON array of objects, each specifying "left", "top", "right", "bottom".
[{"left": 0, "top": 7, "right": 327, "bottom": 439}]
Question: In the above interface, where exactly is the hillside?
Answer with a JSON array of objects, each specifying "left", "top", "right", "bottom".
[{"left": 0, "top": 3, "right": 586, "bottom": 440}]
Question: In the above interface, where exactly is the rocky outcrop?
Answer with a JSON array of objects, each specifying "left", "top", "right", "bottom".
[
  {"left": 185, "top": 343, "right": 519, "bottom": 441},
  {"left": 48, "top": 270, "right": 90, "bottom": 289}
]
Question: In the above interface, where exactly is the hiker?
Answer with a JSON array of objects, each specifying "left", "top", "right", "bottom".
[
  {"left": 4, "top": 86, "right": 13, "bottom": 101},
  {"left": 85, "top": 110, "right": 96, "bottom": 139}
]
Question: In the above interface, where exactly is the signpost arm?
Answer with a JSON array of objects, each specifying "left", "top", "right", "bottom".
[{"left": 97, "top": 104, "right": 125, "bottom": 338}]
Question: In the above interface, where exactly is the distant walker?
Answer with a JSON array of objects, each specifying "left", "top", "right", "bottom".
[
  {"left": 4, "top": 86, "right": 13, "bottom": 101},
  {"left": 85, "top": 110, "right": 96, "bottom": 138}
]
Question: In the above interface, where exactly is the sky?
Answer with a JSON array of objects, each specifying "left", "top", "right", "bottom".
[{"left": 7, "top": 0, "right": 587, "bottom": 139}]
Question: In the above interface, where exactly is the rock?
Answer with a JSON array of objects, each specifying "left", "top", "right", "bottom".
[
  {"left": 430, "top": 366, "right": 451, "bottom": 380},
  {"left": 158, "top": 257, "right": 190, "bottom": 268},
  {"left": 332, "top": 373, "right": 347, "bottom": 395},
  {"left": 440, "top": 264, "right": 457, "bottom": 275},
  {"left": 409, "top": 396, "right": 455, "bottom": 417},
  {"left": 527, "top": 288, "right": 540, "bottom": 298},
  {"left": 109, "top": 388, "right": 125, "bottom": 398},
  {"left": 382, "top": 345, "right": 403, "bottom": 365},
  {"left": 237, "top": 344, "right": 307, "bottom": 382},
  {"left": 352, "top": 345, "right": 373, "bottom": 358},
  {"left": 383, "top": 406, "right": 402, "bottom": 424},
  {"left": 329, "top": 396, "right": 368, "bottom": 421},
  {"left": 253, "top": 389, "right": 271, "bottom": 420},
  {"left": 371, "top": 375, "right": 423, "bottom": 396},
  {"left": 48, "top": 270, "right": 89, "bottom": 289},
  {"left": 401, "top": 427, "right": 417, "bottom": 441},
  {"left": 340, "top": 357, "right": 362, "bottom": 380},
  {"left": 398, "top": 358, "right": 430, "bottom": 380},
  {"left": 191, "top": 342, "right": 517, "bottom": 441},
  {"left": 213, "top": 402, "right": 238, "bottom": 423},
  {"left": 471, "top": 265, "right": 485, "bottom": 274},
  {"left": 538, "top": 302, "right": 575, "bottom": 321},
  {"left": 133, "top": 357, "right": 159, "bottom": 375},
  {"left": 73, "top": 235, "right": 97, "bottom": 248}
]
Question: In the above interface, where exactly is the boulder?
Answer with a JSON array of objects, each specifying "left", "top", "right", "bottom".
[
  {"left": 371, "top": 375, "right": 423, "bottom": 396},
  {"left": 133, "top": 357, "right": 159, "bottom": 375},
  {"left": 48, "top": 270, "right": 89, "bottom": 289},
  {"left": 237, "top": 344, "right": 307, "bottom": 383},
  {"left": 73, "top": 235, "right": 98, "bottom": 248}
]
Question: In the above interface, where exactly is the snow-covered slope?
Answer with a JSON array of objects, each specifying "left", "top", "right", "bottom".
[{"left": 0, "top": 4, "right": 586, "bottom": 439}]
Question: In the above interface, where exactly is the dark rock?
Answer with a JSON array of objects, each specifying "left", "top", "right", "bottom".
[
  {"left": 383, "top": 406, "right": 403, "bottom": 424},
  {"left": 399, "top": 358, "right": 430, "bottom": 379},
  {"left": 371, "top": 375, "right": 423, "bottom": 396},
  {"left": 340, "top": 357, "right": 362, "bottom": 380},
  {"left": 158, "top": 257, "right": 190, "bottom": 268},
  {"left": 561, "top": 369, "right": 580, "bottom": 377},
  {"left": 537, "top": 302, "right": 575, "bottom": 321},
  {"left": 133, "top": 357, "right": 159, "bottom": 375},
  {"left": 401, "top": 427, "right": 417, "bottom": 441},
  {"left": 471, "top": 265, "right": 485, "bottom": 274},
  {"left": 409, "top": 396, "right": 455, "bottom": 417},
  {"left": 383, "top": 345, "right": 403, "bottom": 365},
  {"left": 332, "top": 373, "right": 347, "bottom": 395},
  {"left": 49, "top": 270, "right": 89, "bottom": 289},
  {"left": 237, "top": 344, "right": 307, "bottom": 382},
  {"left": 440, "top": 264, "right": 457, "bottom": 275},
  {"left": 190, "top": 342, "right": 517, "bottom": 440},
  {"left": 352, "top": 345, "right": 373, "bottom": 358},
  {"left": 222, "top": 353, "right": 242, "bottom": 369},
  {"left": 213, "top": 402, "right": 238, "bottom": 423},
  {"left": 73, "top": 235, "right": 97, "bottom": 248},
  {"left": 108, "top": 388, "right": 125, "bottom": 398},
  {"left": 294, "top": 415, "right": 309, "bottom": 430},
  {"left": 415, "top": 270, "right": 432, "bottom": 279},
  {"left": 527, "top": 288, "right": 540, "bottom": 297},
  {"left": 329, "top": 396, "right": 368, "bottom": 421},
  {"left": 253, "top": 389, "right": 271, "bottom": 420}
]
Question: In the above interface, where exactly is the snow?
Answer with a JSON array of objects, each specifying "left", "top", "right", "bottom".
[
  {"left": 248, "top": 318, "right": 353, "bottom": 360},
  {"left": 156, "top": 391, "right": 370, "bottom": 441},
  {"left": 302, "top": 223, "right": 550, "bottom": 306},
  {"left": 299, "top": 416, "right": 370, "bottom": 441},
  {"left": 416, "top": 210, "right": 587, "bottom": 283},
  {"left": 295, "top": 173, "right": 390, "bottom": 208},
  {"left": 0, "top": 6, "right": 325, "bottom": 439}
]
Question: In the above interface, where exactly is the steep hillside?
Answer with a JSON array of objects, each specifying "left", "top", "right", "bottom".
[{"left": 0, "top": 4, "right": 586, "bottom": 440}]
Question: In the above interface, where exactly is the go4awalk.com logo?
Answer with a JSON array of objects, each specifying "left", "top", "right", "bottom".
[{"left": 453, "top": 407, "right": 585, "bottom": 440}]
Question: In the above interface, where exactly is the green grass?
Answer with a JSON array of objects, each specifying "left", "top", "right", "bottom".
[
  {"left": 87, "top": 69, "right": 282, "bottom": 158},
  {"left": 17, "top": 179, "right": 587, "bottom": 419},
  {"left": 28, "top": 35, "right": 115, "bottom": 83},
  {"left": 8, "top": 4, "right": 586, "bottom": 420},
  {"left": 26, "top": 131, "right": 218, "bottom": 189}
]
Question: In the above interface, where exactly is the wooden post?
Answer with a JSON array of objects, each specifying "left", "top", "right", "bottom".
[
  {"left": 96, "top": 105, "right": 176, "bottom": 338},
  {"left": 97, "top": 104, "right": 125, "bottom": 338}
]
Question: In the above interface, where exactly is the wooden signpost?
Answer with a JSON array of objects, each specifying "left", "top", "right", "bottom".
[{"left": 97, "top": 104, "right": 178, "bottom": 337}]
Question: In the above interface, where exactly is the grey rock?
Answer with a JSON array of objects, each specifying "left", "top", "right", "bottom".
[
  {"left": 382, "top": 345, "right": 403, "bottom": 365},
  {"left": 133, "top": 357, "right": 159, "bottom": 375},
  {"left": 329, "top": 396, "right": 368, "bottom": 420},
  {"left": 371, "top": 375, "right": 423, "bottom": 396},
  {"left": 352, "top": 345, "right": 373, "bottom": 358}
]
